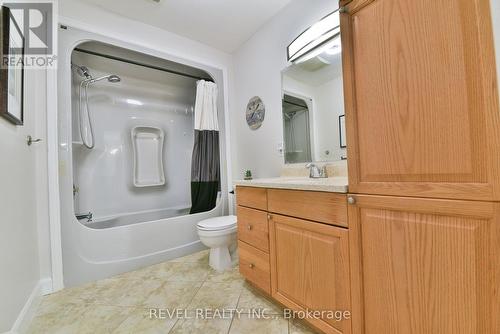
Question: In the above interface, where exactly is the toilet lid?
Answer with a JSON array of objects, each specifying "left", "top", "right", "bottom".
[{"left": 197, "top": 215, "right": 237, "bottom": 231}]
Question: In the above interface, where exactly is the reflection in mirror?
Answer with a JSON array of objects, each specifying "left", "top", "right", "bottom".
[
  {"left": 282, "top": 94, "right": 312, "bottom": 163},
  {"left": 282, "top": 38, "right": 346, "bottom": 164}
]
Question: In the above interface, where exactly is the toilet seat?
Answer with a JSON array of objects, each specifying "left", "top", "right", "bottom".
[
  {"left": 197, "top": 215, "right": 237, "bottom": 231},
  {"left": 197, "top": 225, "right": 237, "bottom": 238}
]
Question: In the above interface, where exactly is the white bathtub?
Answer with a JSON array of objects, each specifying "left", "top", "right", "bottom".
[
  {"left": 82, "top": 206, "right": 192, "bottom": 229},
  {"left": 63, "top": 200, "right": 222, "bottom": 287}
]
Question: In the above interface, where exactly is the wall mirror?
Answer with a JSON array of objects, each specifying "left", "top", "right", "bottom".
[{"left": 282, "top": 9, "right": 346, "bottom": 164}]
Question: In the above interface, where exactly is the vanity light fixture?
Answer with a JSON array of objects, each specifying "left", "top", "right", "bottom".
[
  {"left": 295, "top": 38, "right": 340, "bottom": 64},
  {"left": 287, "top": 8, "right": 341, "bottom": 63},
  {"left": 324, "top": 38, "right": 342, "bottom": 56}
]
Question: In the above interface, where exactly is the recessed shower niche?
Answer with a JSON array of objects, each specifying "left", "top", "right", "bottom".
[{"left": 131, "top": 126, "right": 166, "bottom": 188}]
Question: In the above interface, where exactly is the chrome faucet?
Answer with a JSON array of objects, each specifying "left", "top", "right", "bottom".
[
  {"left": 305, "top": 163, "right": 328, "bottom": 178},
  {"left": 76, "top": 212, "right": 93, "bottom": 222}
]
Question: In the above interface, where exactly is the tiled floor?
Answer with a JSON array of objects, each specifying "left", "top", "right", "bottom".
[{"left": 28, "top": 250, "right": 318, "bottom": 334}]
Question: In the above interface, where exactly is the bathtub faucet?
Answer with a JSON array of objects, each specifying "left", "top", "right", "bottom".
[{"left": 76, "top": 212, "right": 93, "bottom": 222}]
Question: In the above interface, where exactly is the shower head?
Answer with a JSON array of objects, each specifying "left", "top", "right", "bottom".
[
  {"left": 88, "top": 74, "right": 121, "bottom": 84},
  {"left": 72, "top": 64, "right": 92, "bottom": 79},
  {"left": 108, "top": 75, "right": 121, "bottom": 83}
]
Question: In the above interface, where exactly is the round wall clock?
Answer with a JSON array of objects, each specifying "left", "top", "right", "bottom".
[{"left": 246, "top": 96, "right": 265, "bottom": 130}]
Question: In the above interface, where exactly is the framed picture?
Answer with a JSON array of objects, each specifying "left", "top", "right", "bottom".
[
  {"left": 0, "top": 6, "right": 24, "bottom": 125},
  {"left": 339, "top": 114, "right": 346, "bottom": 148}
]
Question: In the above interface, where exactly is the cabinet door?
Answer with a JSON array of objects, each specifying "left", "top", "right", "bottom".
[
  {"left": 347, "top": 195, "right": 500, "bottom": 334},
  {"left": 340, "top": 0, "right": 500, "bottom": 201},
  {"left": 269, "top": 214, "right": 351, "bottom": 334}
]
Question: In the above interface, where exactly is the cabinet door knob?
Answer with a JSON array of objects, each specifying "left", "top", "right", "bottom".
[
  {"left": 247, "top": 224, "right": 252, "bottom": 230},
  {"left": 249, "top": 263, "right": 255, "bottom": 269},
  {"left": 347, "top": 196, "right": 356, "bottom": 205},
  {"left": 267, "top": 214, "right": 272, "bottom": 220}
]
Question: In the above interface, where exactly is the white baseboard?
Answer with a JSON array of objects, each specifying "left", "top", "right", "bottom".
[
  {"left": 9, "top": 278, "right": 52, "bottom": 334},
  {"left": 39, "top": 278, "right": 53, "bottom": 296}
]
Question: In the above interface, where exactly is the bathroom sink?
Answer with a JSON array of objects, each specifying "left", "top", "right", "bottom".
[{"left": 234, "top": 176, "right": 348, "bottom": 193}]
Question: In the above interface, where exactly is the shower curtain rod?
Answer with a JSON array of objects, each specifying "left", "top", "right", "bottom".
[
  {"left": 73, "top": 47, "right": 214, "bottom": 82},
  {"left": 283, "top": 100, "right": 308, "bottom": 109}
]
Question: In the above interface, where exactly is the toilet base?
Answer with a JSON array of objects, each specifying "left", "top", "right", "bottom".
[{"left": 209, "top": 246, "right": 232, "bottom": 271}]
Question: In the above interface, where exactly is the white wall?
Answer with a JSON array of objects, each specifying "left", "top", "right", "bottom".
[
  {"left": 0, "top": 68, "right": 44, "bottom": 331},
  {"left": 313, "top": 76, "right": 346, "bottom": 161},
  {"left": 231, "top": 0, "right": 338, "bottom": 179},
  {"left": 0, "top": 0, "right": 54, "bottom": 330}
]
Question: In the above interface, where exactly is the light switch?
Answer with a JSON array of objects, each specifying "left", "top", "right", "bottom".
[{"left": 277, "top": 142, "right": 284, "bottom": 156}]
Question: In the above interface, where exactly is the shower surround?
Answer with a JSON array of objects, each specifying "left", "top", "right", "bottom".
[
  {"left": 58, "top": 27, "right": 229, "bottom": 287},
  {"left": 71, "top": 50, "right": 195, "bottom": 220}
]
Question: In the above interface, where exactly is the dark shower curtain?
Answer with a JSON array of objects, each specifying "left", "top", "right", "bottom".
[{"left": 190, "top": 80, "right": 220, "bottom": 214}]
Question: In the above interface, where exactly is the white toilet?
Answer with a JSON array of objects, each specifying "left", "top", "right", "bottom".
[{"left": 197, "top": 215, "right": 238, "bottom": 271}]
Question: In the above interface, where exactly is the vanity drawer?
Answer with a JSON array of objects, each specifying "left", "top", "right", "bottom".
[
  {"left": 236, "top": 186, "right": 267, "bottom": 210},
  {"left": 237, "top": 206, "right": 269, "bottom": 252},
  {"left": 238, "top": 241, "right": 271, "bottom": 294},
  {"left": 267, "top": 189, "right": 348, "bottom": 227}
]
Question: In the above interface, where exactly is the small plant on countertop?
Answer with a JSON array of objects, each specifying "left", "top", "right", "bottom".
[{"left": 244, "top": 170, "right": 253, "bottom": 180}]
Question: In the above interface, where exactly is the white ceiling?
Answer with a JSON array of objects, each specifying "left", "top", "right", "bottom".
[{"left": 78, "top": 0, "right": 293, "bottom": 53}]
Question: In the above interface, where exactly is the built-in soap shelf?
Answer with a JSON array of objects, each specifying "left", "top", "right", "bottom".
[{"left": 131, "top": 126, "right": 165, "bottom": 187}]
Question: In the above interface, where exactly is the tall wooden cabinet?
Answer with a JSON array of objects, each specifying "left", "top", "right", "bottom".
[
  {"left": 341, "top": 0, "right": 500, "bottom": 201},
  {"left": 347, "top": 195, "right": 500, "bottom": 334},
  {"left": 340, "top": 0, "right": 500, "bottom": 333}
]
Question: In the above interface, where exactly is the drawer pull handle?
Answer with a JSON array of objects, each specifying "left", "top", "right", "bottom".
[
  {"left": 247, "top": 224, "right": 253, "bottom": 230},
  {"left": 249, "top": 263, "right": 255, "bottom": 269}
]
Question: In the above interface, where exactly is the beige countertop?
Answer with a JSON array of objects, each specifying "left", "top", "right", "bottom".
[{"left": 233, "top": 176, "right": 349, "bottom": 193}]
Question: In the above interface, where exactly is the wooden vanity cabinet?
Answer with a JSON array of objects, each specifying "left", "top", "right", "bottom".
[
  {"left": 341, "top": 0, "right": 500, "bottom": 202},
  {"left": 269, "top": 214, "right": 351, "bottom": 334},
  {"left": 347, "top": 195, "right": 500, "bottom": 334},
  {"left": 236, "top": 186, "right": 351, "bottom": 334}
]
